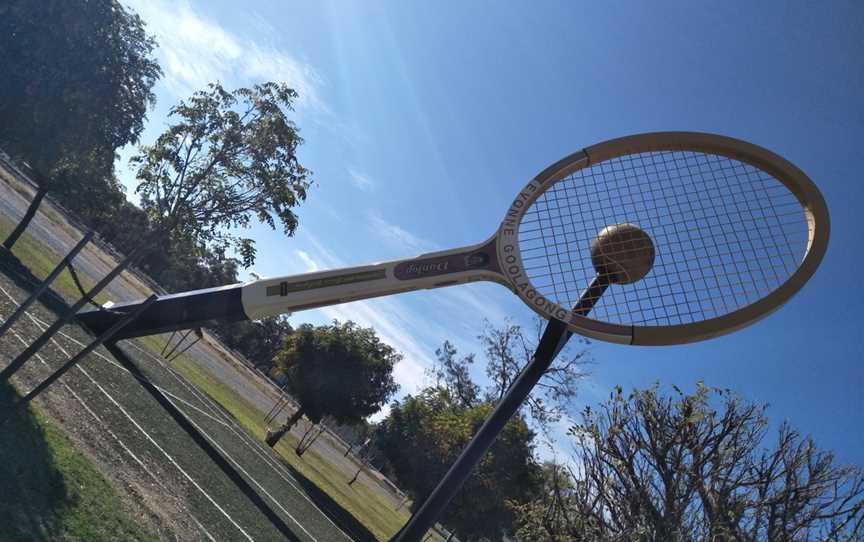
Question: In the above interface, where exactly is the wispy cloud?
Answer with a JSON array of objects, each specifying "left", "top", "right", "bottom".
[
  {"left": 127, "top": 0, "right": 324, "bottom": 110},
  {"left": 347, "top": 169, "right": 375, "bottom": 191},
  {"left": 295, "top": 250, "right": 320, "bottom": 272},
  {"left": 367, "top": 212, "right": 436, "bottom": 255},
  {"left": 436, "top": 284, "right": 512, "bottom": 327}
]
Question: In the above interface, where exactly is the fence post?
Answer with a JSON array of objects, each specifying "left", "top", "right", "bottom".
[
  {"left": 0, "top": 246, "right": 143, "bottom": 382},
  {"left": 0, "top": 295, "right": 157, "bottom": 423},
  {"left": 0, "top": 231, "right": 94, "bottom": 339}
]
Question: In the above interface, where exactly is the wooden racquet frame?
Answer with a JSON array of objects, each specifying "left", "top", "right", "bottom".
[{"left": 77, "top": 132, "right": 829, "bottom": 345}]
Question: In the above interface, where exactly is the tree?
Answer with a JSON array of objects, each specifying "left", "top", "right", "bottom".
[
  {"left": 482, "top": 319, "right": 590, "bottom": 432},
  {"left": 375, "top": 320, "right": 588, "bottom": 539},
  {"left": 509, "top": 462, "right": 586, "bottom": 542},
  {"left": 519, "top": 384, "right": 864, "bottom": 541},
  {"left": 264, "top": 321, "right": 400, "bottom": 450},
  {"left": 0, "top": 0, "right": 160, "bottom": 249},
  {"left": 212, "top": 316, "right": 293, "bottom": 372},
  {"left": 377, "top": 389, "right": 543, "bottom": 541},
  {"left": 428, "top": 340, "right": 481, "bottom": 409},
  {"left": 132, "top": 82, "right": 311, "bottom": 267},
  {"left": 431, "top": 319, "right": 590, "bottom": 435}
]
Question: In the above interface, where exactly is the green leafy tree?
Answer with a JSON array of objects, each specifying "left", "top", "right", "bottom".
[
  {"left": 519, "top": 384, "right": 864, "bottom": 541},
  {"left": 377, "top": 389, "right": 543, "bottom": 541},
  {"left": 0, "top": 0, "right": 161, "bottom": 249},
  {"left": 149, "top": 236, "right": 241, "bottom": 292},
  {"left": 265, "top": 321, "right": 400, "bottom": 451},
  {"left": 132, "top": 82, "right": 311, "bottom": 267},
  {"left": 212, "top": 316, "right": 293, "bottom": 372}
]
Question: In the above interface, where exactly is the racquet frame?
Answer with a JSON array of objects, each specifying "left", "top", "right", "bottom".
[{"left": 77, "top": 132, "right": 829, "bottom": 345}]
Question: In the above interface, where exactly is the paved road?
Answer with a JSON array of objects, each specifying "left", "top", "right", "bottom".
[{"left": 0, "top": 159, "right": 162, "bottom": 305}]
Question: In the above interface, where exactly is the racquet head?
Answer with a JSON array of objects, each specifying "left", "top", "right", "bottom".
[{"left": 497, "top": 132, "right": 829, "bottom": 345}]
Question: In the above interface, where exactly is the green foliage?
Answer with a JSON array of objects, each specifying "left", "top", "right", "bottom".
[
  {"left": 508, "top": 463, "right": 587, "bottom": 542},
  {"left": 377, "top": 389, "right": 543, "bottom": 541},
  {"left": 0, "top": 0, "right": 314, "bottom": 373},
  {"left": 275, "top": 321, "right": 400, "bottom": 425},
  {"left": 0, "top": 0, "right": 159, "bottom": 249},
  {"left": 212, "top": 315, "right": 293, "bottom": 371},
  {"left": 376, "top": 321, "right": 588, "bottom": 540},
  {"left": 429, "top": 341, "right": 480, "bottom": 409},
  {"left": 0, "top": 0, "right": 160, "bottom": 178},
  {"left": 132, "top": 82, "right": 312, "bottom": 266}
]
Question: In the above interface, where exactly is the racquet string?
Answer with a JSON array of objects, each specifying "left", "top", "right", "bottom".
[{"left": 518, "top": 151, "right": 809, "bottom": 326}]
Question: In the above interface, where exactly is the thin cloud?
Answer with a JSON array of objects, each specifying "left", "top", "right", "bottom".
[
  {"left": 367, "top": 212, "right": 436, "bottom": 254},
  {"left": 295, "top": 250, "right": 320, "bottom": 272},
  {"left": 436, "top": 284, "right": 513, "bottom": 327},
  {"left": 127, "top": 0, "right": 324, "bottom": 111},
  {"left": 304, "top": 234, "right": 346, "bottom": 269},
  {"left": 347, "top": 169, "right": 374, "bottom": 191}
]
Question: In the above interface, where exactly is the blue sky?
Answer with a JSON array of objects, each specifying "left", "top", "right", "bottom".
[{"left": 118, "top": 1, "right": 862, "bottom": 464}]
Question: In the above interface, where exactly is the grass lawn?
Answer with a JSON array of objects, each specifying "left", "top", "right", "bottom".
[
  {"left": 0, "top": 215, "right": 107, "bottom": 306},
  {"left": 0, "top": 381, "right": 157, "bottom": 542},
  {"left": 148, "top": 335, "right": 412, "bottom": 541}
]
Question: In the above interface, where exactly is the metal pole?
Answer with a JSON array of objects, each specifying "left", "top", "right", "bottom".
[
  {"left": 162, "top": 328, "right": 193, "bottom": 360},
  {"left": 392, "top": 276, "right": 608, "bottom": 542},
  {"left": 166, "top": 331, "right": 202, "bottom": 362},
  {"left": 0, "top": 231, "right": 94, "bottom": 339},
  {"left": 0, "top": 246, "right": 143, "bottom": 382},
  {"left": 160, "top": 330, "right": 177, "bottom": 356},
  {"left": 0, "top": 295, "right": 157, "bottom": 422}
]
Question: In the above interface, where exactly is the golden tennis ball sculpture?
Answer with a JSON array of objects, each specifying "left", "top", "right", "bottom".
[{"left": 590, "top": 223, "right": 656, "bottom": 284}]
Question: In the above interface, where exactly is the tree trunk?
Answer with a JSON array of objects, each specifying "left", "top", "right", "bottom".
[
  {"left": 3, "top": 186, "right": 47, "bottom": 250},
  {"left": 295, "top": 423, "right": 323, "bottom": 456},
  {"left": 265, "top": 407, "right": 304, "bottom": 447}
]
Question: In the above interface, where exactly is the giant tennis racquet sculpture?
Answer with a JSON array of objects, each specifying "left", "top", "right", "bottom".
[
  {"left": 78, "top": 132, "right": 828, "bottom": 345},
  {"left": 77, "top": 132, "right": 829, "bottom": 541}
]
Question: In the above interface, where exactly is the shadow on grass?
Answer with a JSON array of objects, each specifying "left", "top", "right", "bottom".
[
  {"left": 279, "top": 458, "right": 381, "bottom": 542},
  {"left": 0, "top": 246, "right": 72, "bottom": 316},
  {"left": 0, "top": 381, "right": 71, "bottom": 541}
]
